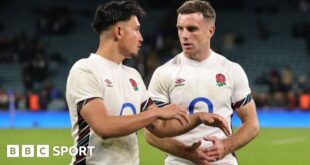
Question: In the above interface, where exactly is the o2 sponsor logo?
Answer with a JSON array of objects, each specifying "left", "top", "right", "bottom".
[{"left": 189, "top": 97, "right": 213, "bottom": 114}]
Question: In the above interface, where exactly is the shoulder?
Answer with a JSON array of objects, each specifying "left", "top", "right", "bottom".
[
  {"left": 148, "top": 54, "right": 183, "bottom": 87},
  {"left": 69, "top": 58, "right": 90, "bottom": 74},
  {"left": 212, "top": 51, "right": 244, "bottom": 74},
  {"left": 69, "top": 56, "right": 101, "bottom": 74},
  {"left": 155, "top": 53, "right": 182, "bottom": 75}
]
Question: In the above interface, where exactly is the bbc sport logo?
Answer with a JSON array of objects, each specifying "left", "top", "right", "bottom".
[{"left": 6, "top": 145, "right": 95, "bottom": 158}]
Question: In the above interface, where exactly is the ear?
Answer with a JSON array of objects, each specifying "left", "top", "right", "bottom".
[
  {"left": 208, "top": 25, "right": 215, "bottom": 38},
  {"left": 112, "top": 25, "right": 122, "bottom": 41}
]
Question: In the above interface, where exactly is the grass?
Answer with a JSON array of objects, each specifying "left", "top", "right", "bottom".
[
  {"left": 0, "top": 128, "right": 309, "bottom": 165},
  {"left": 237, "top": 128, "right": 310, "bottom": 165}
]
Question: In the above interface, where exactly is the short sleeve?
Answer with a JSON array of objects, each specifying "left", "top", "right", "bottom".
[
  {"left": 231, "top": 63, "right": 251, "bottom": 104},
  {"left": 67, "top": 68, "right": 103, "bottom": 104},
  {"left": 148, "top": 68, "right": 170, "bottom": 106}
]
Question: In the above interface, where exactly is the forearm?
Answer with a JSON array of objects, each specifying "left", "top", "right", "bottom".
[
  {"left": 151, "top": 112, "right": 201, "bottom": 137},
  {"left": 224, "top": 120, "right": 259, "bottom": 153},
  {"left": 221, "top": 100, "right": 259, "bottom": 153},
  {"left": 96, "top": 110, "right": 158, "bottom": 139},
  {"left": 144, "top": 129, "right": 191, "bottom": 158}
]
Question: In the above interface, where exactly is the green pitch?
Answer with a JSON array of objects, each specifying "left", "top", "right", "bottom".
[{"left": 0, "top": 128, "right": 309, "bottom": 165}]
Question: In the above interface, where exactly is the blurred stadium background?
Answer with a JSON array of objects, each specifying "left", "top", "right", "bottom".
[{"left": 0, "top": 0, "right": 309, "bottom": 164}]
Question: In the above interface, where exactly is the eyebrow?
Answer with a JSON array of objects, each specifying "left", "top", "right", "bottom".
[{"left": 176, "top": 25, "right": 198, "bottom": 29}]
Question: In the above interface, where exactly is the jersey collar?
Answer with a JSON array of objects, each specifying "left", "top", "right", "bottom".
[{"left": 180, "top": 50, "right": 214, "bottom": 66}]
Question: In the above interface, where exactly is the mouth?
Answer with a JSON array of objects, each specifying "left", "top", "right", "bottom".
[{"left": 182, "top": 43, "right": 193, "bottom": 49}]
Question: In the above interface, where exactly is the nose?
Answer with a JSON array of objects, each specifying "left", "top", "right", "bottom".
[
  {"left": 180, "top": 29, "right": 189, "bottom": 40},
  {"left": 139, "top": 32, "right": 143, "bottom": 43}
]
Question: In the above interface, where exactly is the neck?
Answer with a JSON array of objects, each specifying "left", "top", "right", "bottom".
[
  {"left": 95, "top": 38, "right": 125, "bottom": 65},
  {"left": 185, "top": 47, "right": 212, "bottom": 62}
]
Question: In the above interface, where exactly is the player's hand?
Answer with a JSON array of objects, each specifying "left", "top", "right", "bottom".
[
  {"left": 184, "top": 141, "right": 214, "bottom": 165},
  {"left": 199, "top": 113, "right": 231, "bottom": 136},
  {"left": 157, "top": 104, "right": 190, "bottom": 126},
  {"left": 202, "top": 136, "right": 230, "bottom": 162}
]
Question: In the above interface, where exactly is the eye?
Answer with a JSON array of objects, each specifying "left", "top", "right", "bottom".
[
  {"left": 177, "top": 26, "right": 183, "bottom": 31},
  {"left": 187, "top": 26, "right": 198, "bottom": 32}
]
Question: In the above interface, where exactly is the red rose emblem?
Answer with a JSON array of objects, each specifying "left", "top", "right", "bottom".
[
  {"left": 216, "top": 74, "right": 226, "bottom": 87},
  {"left": 129, "top": 78, "right": 138, "bottom": 91},
  {"left": 175, "top": 78, "right": 185, "bottom": 84}
]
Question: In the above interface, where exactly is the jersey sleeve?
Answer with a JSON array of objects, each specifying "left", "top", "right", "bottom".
[
  {"left": 68, "top": 68, "right": 104, "bottom": 104},
  {"left": 148, "top": 68, "right": 170, "bottom": 107},
  {"left": 230, "top": 63, "right": 251, "bottom": 105}
]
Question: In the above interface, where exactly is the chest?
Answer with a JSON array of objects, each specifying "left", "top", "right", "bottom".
[
  {"left": 168, "top": 65, "right": 233, "bottom": 113},
  {"left": 98, "top": 70, "right": 144, "bottom": 116}
]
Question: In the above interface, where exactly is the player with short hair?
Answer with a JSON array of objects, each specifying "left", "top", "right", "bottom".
[
  {"left": 145, "top": 0, "right": 259, "bottom": 165},
  {"left": 66, "top": 1, "right": 230, "bottom": 165}
]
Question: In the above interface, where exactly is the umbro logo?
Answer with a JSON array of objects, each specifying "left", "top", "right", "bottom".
[
  {"left": 104, "top": 79, "right": 113, "bottom": 87},
  {"left": 175, "top": 78, "right": 185, "bottom": 87}
]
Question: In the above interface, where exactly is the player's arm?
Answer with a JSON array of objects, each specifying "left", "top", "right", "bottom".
[
  {"left": 147, "top": 104, "right": 231, "bottom": 137},
  {"left": 144, "top": 104, "right": 231, "bottom": 163},
  {"left": 80, "top": 98, "right": 189, "bottom": 139},
  {"left": 144, "top": 128, "right": 215, "bottom": 164},
  {"left": 204, "top": 98, "right": 259, "bottom": 161},
  {"left": 224, "top": 99, "right": 259, "bottom": 152},
  {"left": 204, "top": 63, "right": 260, "bottom": 161}
]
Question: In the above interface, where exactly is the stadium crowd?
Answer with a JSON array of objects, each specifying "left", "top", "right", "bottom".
[{"left": 0, "top": 0, "right": 309, "bottom": 111}]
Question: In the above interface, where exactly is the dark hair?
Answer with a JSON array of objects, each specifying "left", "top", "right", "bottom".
[
  {"left": 92, "top": 0, "right": 145, "bottom": 34},
  {"left": 177, "top": 0, "right": 216, "bottom": 23}
]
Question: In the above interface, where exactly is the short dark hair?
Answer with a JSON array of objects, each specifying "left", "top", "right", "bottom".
[
  {"left": 177, "top": 0, "right": 216, "bottom": 23},
  {"left": 92, "top": 0, "right": 145, "bottom": 34}
]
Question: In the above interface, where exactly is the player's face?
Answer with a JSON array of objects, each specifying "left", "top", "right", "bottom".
[
  {"left": 177, "top": 13, "right": 215, "bottom": 58},
  {"left": 119, "top": 16, "right": 143, "bottom": 58}
]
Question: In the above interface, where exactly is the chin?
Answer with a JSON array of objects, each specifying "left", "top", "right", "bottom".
[
  {"left": 183, "top": 50, "right": 192, "bottom": 56},
  {"left": 126, "top": 53, "right": 138, "bottom": 59},
  {"left": 132, "top": 52, "right": 139, "bottom": 57}
]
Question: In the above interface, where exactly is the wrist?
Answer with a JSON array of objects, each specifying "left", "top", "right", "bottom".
[
  {"left": 148, "top": 107, "right": 161, "bottom": 120},
  {"left": 223, "top": 138, "right": 233, "bottom": 154},
  {"left": 195, "top": 112, "right": 204, "bottom": 123},
  {"left": 182, "top": 145, "right": 194, "bottom": 160}
]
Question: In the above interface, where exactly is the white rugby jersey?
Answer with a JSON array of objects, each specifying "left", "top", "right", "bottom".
[
  {"left": 148, "top": 51, "right": 251, "bottom": 165},
  {"left": 66, "top": 53, "right": 150, "bottom": 165}
]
